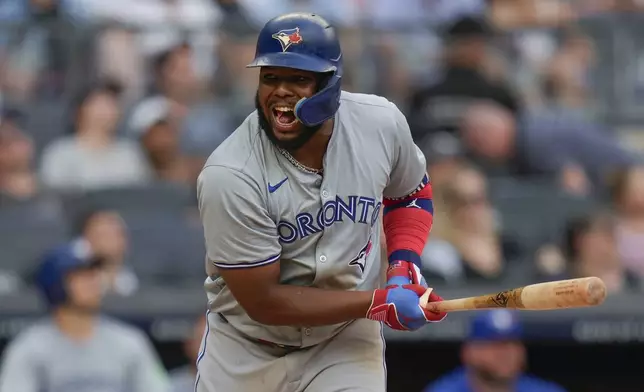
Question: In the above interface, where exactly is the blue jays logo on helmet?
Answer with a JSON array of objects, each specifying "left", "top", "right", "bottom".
[
  {"left": 272, "top": 27, "right": 303, "bottom": 52},
  {"left": 247, "top": 13, "right": 344, "bottom": 127}
]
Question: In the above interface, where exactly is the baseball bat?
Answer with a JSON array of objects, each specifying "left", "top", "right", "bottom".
[{"left": 420, "top": 277, "right": 607, "bottom": 313}]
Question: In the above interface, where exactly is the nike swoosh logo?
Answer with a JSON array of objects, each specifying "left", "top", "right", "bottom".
[{"left": 268, "top": 177, "right": 288, "bottom": 193}]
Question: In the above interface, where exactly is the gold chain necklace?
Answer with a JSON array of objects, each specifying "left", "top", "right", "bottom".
[{"left": 277, "top": 148, "right": 323, "bottom": 175}]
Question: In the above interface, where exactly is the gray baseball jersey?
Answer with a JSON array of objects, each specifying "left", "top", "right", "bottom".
[
  {"left": 195, "top": 91, "right": 426, "bottom": 391},
  {"left": 0, "top": 317, "right": 170, "bottom": 392}
]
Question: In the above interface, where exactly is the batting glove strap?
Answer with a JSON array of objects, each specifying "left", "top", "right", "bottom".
[{"left": 386, "top": 260, "right": 428, "bottom": 288}]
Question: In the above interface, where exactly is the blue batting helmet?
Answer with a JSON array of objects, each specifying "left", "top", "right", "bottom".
[
  {"left": 467, "top": 310, "right": 523, "bottom": 342},
  {"left": 35, "top": 239, "right": 103, "bottom": 307},
  {"left": 247, "top": 12, "right": 343, "bottom": 127}
]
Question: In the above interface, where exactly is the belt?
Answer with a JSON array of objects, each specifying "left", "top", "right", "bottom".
[{"left": 217, "top": 313, "right": 303, "bottom": 350}]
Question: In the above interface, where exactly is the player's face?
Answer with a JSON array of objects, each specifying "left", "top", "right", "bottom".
[
  {"left": 65, "top": 266, "right": 105, "bottom": 313},
  {"left": 464, "top": 340, "right": 526, "bottom": 384},
  {"left": 256, "top": 67, "right": 321, "bottom": 151},
  {"left": 84, "top": 211, "right": 128, "bottom": 260}
]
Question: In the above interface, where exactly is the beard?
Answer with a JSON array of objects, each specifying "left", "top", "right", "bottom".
[
  {"left": 255, "top": 92, "right": 322, "bottom": 152},
  {"left": 469, "top": 363, "right": 520, "bottom": 390}
]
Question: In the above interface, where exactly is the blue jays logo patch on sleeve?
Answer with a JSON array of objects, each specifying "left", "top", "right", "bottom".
[{"left": 272, "top": 27, "right": 303, "bottom": 52}]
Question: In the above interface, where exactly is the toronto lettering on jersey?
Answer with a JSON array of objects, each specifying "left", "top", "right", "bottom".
[{"left": 277, "top": 195, "right": 381, "bottom": 243}]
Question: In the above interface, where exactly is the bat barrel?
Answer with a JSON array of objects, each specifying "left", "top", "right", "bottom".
[
  {"left": 520, "top": 276, "right": 607, "bottom": 310},
  {"left": 421, "top": 277, "right": 607, "bottom": 313}
]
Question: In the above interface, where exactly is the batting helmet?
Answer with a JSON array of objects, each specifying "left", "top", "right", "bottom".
[
  {"left": 35, "top": 239, "right": 103, "bottom": 307},
  {"left": 247, "top": 12, "right": 343, "bottom": 127},
  {"left": 467, "top": 310, "right": 523, "bottom": 341}
]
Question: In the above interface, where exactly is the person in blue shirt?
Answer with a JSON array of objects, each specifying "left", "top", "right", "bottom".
[{"left": 424, "top": 309, "right": 567, "bottom": 392}]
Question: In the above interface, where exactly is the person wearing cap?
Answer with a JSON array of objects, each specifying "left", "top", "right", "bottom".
[
  {"left": 424, "top": 310, "right": 566, "bottom": 392},
  {"left": 128, "top": 95, "right": 197, "bottom": 186},
  {"left": 407, "top": 16, "right": 521, "bottom": 143},
  {"left": 0, "top": 239, "right": 170, "bottom": 392}
]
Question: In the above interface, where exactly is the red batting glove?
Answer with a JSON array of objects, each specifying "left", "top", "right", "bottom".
[{"left": 366, "top": 284, "right": 447, "bottom": 331}]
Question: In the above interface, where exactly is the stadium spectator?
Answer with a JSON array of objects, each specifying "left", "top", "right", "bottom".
[
  {"left": 148, "top": 43, "right": 203, "bottom": 106},
  {"left": 65, "top": 0, "right": 221, "bottom": 101},
  {"left": 488, "top": 0, "right": 577, "bottom": 31},
  {"left": 0, "top": 4, "right": 642, "bottom": 390},
  {"left": 0, "top": 239, "right": 170, "bottom": 392},
  {"left": 0, "top": 110, "right": 69, "bottom": 271},
  {"left": 132, "top": 43, "right": 234, "bottom": 158},
  {"left": 215, "top": 0, "right": 274, "bottom": 120},
  {"left": 169, "top": 313, "right": 206, "bottom": 392},
  {"left": 424, "top": 309, "right": 567, "bottom": 392},
  {"left": 460, "top": 102, "right": 530, "bottom": 178},
  {"left": 128, "top": 96, "right": 198, "bottom": 186},
  {"left": 0, "top": 110, "right": 39, "bottom": 203},
  {"left": 0, "top": 0, "right": 73, "bottom": 102},
  {"left": 460, "top": 102, "right": 641, "bottom": 193},
  {"left": 407, "top": 16, "right": 521, "bottom": 142},
  {"left": 75, "top": 209, "right": 139, "bottom": 297},
  {"left": 421, "top": 131, "right": 465, "bottom": 192},
  {"left": 460, "top": 101, "right": 571, "bottom": 181},
  {"left": 560, "top": 211, "right": 640, "bottom": 293},
  {"left": 365, "top": 0, "right": 488, "bottom": 105},
  {"left": 541, "top": 28, "right": 596, "bottom": 115},
  {"left": 609, "top": 166, "right": 644, "bottom": 280},
  {"left": 421, "top": 163, "right": 522, "bottom": 284},
  {"left": 38, "top": 82, "right": 152, "bottom": 192}
]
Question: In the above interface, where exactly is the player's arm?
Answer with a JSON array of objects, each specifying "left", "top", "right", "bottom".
[
  {"left": 198, "top": 165, "right": 376, "bottom": 326},
  {"left": 0, "top": 335, "right": 40, "bottom": 392},
  {"left": 382, "top": 103, "right": 435, "bottom": 288},
  {"left": 198, "top": 165, "right": 446, "bottom": 329}
]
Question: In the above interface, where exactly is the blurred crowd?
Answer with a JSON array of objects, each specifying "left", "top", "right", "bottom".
[
  {"left": 1, "top": 0, "right": 644, "bottom": 390},
  {"left": 1, "top": 0, "right": 644, "bottom": 296}
]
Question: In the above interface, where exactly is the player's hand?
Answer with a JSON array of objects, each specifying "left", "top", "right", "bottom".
[
  {"left": 386, "top": 260, "right": 427, "bottom": 288},
  {"left": 366, "top": 284, "right": 446, "bottom": 331}
]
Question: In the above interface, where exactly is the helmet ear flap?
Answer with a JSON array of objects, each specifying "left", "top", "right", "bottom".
[{"left": 295, "top": 73, "right": 341, "bottom": 127}]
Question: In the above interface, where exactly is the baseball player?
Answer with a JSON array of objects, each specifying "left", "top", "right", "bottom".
[
  {"left": 425, "top": 310, "right": 567, "bottom": 392},
  {"left": 0, "top": 239, "right": 170, "bottom": 392},
  {"left": 196, "top": 12, "right": 447, "bottom": 392}
]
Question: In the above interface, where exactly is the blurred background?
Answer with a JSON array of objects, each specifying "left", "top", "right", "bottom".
[{"left": 0, "top": 0, "right": 643, "bottom": 391}]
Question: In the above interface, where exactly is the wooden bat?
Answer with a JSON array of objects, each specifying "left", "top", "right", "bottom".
[{"left": 420, "top": 277, "right": 607, "bottom": 313}]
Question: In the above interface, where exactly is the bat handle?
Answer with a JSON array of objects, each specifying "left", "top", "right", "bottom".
[{"left": 419, "top": 288, "right": 432, "bottom": 308}]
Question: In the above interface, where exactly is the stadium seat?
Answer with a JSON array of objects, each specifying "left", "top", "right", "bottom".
[
  {"left": 488, "top": 177, "right": 598, "bottom": 250},
  {"left": 119, "top": 210, "right": 205, "bottom": 285},
  {"left": 63, "top": 182, "right": 196, "bottom": 222},
  {"left": 23, "top": 100, "right": 70, "bottom": 159},
  {"left": 0, "top": 198, "right": 71, "bottom": 281}
]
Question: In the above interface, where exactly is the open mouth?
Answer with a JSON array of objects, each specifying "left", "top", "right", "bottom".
[{"left": 271, "top": 106, "right": 298, "bottom": 131}]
